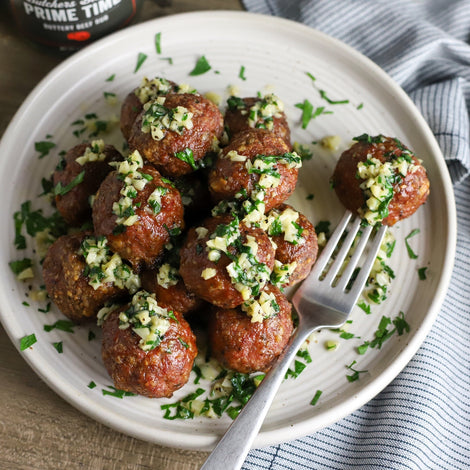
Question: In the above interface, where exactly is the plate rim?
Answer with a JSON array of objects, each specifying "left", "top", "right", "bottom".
[{"left": 0, "top": 10, "right": 457, "bottom": 450}]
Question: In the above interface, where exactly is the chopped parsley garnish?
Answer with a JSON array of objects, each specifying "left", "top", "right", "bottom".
[
  {"left": 357, "top": 301, "right": 371, "bottom": 314},
  {"left": 174, "top": 148, "right": 198, "bottom": 170},
  {"left": 161, "top": 388, "right": 205, "bottom": 419},
  {"left": 35, "top": 140, "right": 56, "bottom": 159},
  {"left": 285, "top": 359, "right": 307, "bottom": 379},
  {"left": 20, "top": 333, "right": 37, "bottom": 350},
  {"left": 88, "top": 381, "right": 97, "bottom": 389},
  {"left": 102, "top": 385, "right": 136, "bottom": 398},
  {"left": 155, "top": 32, "right": 162, "bottom": 54},
  {"left": 227, "top": 96, "right": 246, "bottom": 110},
  {"left": 385, "top": 239, "right": 396, "bottom": 258},
  {"left": 319, "top": 90, "right": 349, "bottom": 105},
  {"left": 13, "top": 201, "right": 67, "bottom": 250},
  {"left": 189, "top": 55, "right": 211, "bottom": 76},
  {"left": 88, "top": 330, "right": 96, "bottom": 341},
  {"left": 306, "top": 71, "right": 316, "bottom": 82},
  {"left": 105, "top": 74, "right": 115, "bottom": 82},
  {"left": 296, "top": 348, "right": 313, "bottom": 363},
  {"left": 43, "top": 319, "right": 75, "bottom": 333},
  {"left": 134, "top": 52, "right": 148, "bottom": 73},
  {"left": 405, "top": 229, "right": 420, "bottom": 259},
  {"left": 418, "top": 267, "right": 428, "bottom": 280},
  {"left": 52, "top": 341, "right": 63, "bottom": 353},
  {"left": 346, "top": 360, "right": 367, "bottom": 382},
  {"left": 295, "top": 100, "right": 330, "bottom": 129},
  {"left": 357, "top": 103, "right": 364, "bottom": 110},
  {"left": 53, "top": 170, "right": 85, "bottom": 196},
  {"left": 239, "top": 65, "right": 247, "bottom": 81},
  {"left": 353, "top": 134, "right": 385, "bottom": 144},
  {"left": 38, "top": 302, "right": 51, "bottom": 314},
  {"left": 306, "top": 194, "right": 314, "bottom": 200},
  {"left": 9, "top": 258, "right": 32, "bottom": 275},
  {"left": 310, "top": 389, "right": 322, "bottom": 406},
  {"left": 357, "top": 312, "right": 410, "bottom": 354}
]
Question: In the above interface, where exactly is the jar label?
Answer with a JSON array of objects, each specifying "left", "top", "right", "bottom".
[{"left": 11, "top": 0, "right": 142, "bottom": 48}]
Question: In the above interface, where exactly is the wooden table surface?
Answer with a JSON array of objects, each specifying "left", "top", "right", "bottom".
[{"left": 0, "top": 2, "right": 244, "bottom": 469}]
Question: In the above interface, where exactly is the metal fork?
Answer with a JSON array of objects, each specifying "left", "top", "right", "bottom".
[{"left": 200, "top": 210, "right": 388, "bottom": 470}]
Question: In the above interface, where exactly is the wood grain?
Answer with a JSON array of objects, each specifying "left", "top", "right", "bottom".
[{"left": 0, "top": 1, "right": 243, "bottom": 468}]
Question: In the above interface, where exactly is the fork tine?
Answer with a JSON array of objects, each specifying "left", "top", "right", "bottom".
[
  {"left": 312, "top": 210, "right": 352, "bottom": 275},
  {"left": 322, "top": 216, "right": 363, "bottom": 286},
  {"left": 335, "top": 223, "right": 373, "bottom": 291},
  {"left": 345, "top": 224, "right": 388, "bottom": 300}
]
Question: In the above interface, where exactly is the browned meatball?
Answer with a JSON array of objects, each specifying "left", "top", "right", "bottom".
[
  {"left": 128, "top": 93, "right": 224, "bottom": 178},
  {"left": 140, "top": 264, "right": 205, "bottom": 315},
  {"left": 120, "top": 77, "right": 178, "bottom": 140},
  {"left": 224, "top": 95, "right": 291, "bottom": 147},
  {"left": 208, "top": 128, "right": 300, "bottom": 212},
  {"left": 208, "top": 284, "right": 294, "bottom": 373},
  {"left": 42, "top": 232, "right": 129, "bottom": 322},
  {"left": 331, "top": 135, "right": 430, "bottom": 226},
  {"left": 267, "top": 204, "right": 318, "bottom": 287},
  {"left": 92, "top": 158, "right": 184, "bottom": 270},
  {"left": 179, "top": 214, "right": 276, "bottom": 309},
  {"left": 53, "top": 141, "right": 122, "bottom": 226},
  {"left": 101, "top": 293, "right": 197, "bottom": 398}
]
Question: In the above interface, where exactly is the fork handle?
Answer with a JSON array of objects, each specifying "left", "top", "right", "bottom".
[{"left": 200, "top": 324, "right": 313, "bottom": 470}]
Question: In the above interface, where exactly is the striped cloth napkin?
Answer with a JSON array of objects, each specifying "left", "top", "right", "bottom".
[{"left": 240, "top": 1, "right": 470, "bottom": 468}]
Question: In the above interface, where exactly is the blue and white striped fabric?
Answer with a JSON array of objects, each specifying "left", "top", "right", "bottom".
[{"left": 241, "top": 1, "right": 470, "bottom": 468}]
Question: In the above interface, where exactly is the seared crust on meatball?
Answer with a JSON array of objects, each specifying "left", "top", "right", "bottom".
[
  {"left": 128, "top": 93, "right": 224, "bottom": 178},
  {"left": 120, "top": 77, "right": 178, "bottom": 140},
  {"left": 208, "top": 128, "right": 298, "bottom": 212},
  {"left": 269, "top": 204, "right": 318, "bottom": 287},
  {"left": 331, "top": 136, "right": 430, "bottom": 226},
  {"left": 42, "top": 232, "right": 127, "bottom": 322},
  {"left": 208, "top": 285, "right": 293, "bottom": 373},
  {"left": 92, "top": 164, "right": 184, "bottom": 270},
  {"left": 141, "top": 266, "right": 205, "bottom": 315},
  {"left": 53, "top": 142, "right": 122, "bottom": 226},
  {"left": 224, "top": 96, "right": 291, "bottom": 147},
  {"left": 101, "top": 307, "right": 197, "bottom": 398},
  {"left": 179, "top": 214, "right": 276, "bottom": 309}
]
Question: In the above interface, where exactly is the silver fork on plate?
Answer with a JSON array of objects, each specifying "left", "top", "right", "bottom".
[{"left": 200, "top": 210, "right": 388, "bottom": 470}]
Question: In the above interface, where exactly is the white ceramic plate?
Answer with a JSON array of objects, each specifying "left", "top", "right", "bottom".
[{"left": 0, "top": 11, "right": 456, "bottom": 450}]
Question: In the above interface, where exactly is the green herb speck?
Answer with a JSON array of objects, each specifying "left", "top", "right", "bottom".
[
  {"left": 155, "top": 32, "right": 162, "bottom": 54},
  {"left": 20, "top": 333, "right": 37, "bottom": 351},
  {"left": 134, "top": 52, "right": 148, "bottom": 73},
  {"left": 189, "top": 55, "right": 211, "bottom": 76}
]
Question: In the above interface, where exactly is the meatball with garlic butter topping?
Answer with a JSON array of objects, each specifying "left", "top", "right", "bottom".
[
  {"left": 101, "top": 290, "right": 197, "bottom": 398},
  {"left": 120, "top": 76, "right": 178, "bottom": 140},
  {"left": 179, "top": 213, "right": 276, "bottom": 309},
  {"left": 128, "top": 92, "right": 224, "bottom": 178},
  {"left": 92, "top": 150, "right": 184, "bottom": 271},
  {"left": 331, "top": 134, "right": 430, "bottom": 226},
  {"left": 208, "top": 284, "right": 294, "bottom": 374},
  {"left": 42, "top": 231, "right": 138, "bottom": 323},
  {"left": 208, "top": 128, "right": 301, "bottom": 214},
  {"left": 264, "top": 204, "right": 318, "bottom": 287},
  {"left": 224, "top": 94, "right": 291, "bottom": 147},
  {"left": 53, "top": 140, "right": 122, "bottom": 227}
]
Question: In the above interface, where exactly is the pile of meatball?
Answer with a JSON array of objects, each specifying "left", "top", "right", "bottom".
[{"left": 42, "top": 76, "right": 430, "bottom": 400}]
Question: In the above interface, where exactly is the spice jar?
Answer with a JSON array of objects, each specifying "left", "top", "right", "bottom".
[{"left": 9, "top": 0, "right": 144, "bottom": 51}]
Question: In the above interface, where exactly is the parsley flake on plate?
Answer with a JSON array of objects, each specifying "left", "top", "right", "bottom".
[{"left": 189, "top": 55, "right": 211, "bottom": 76}]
